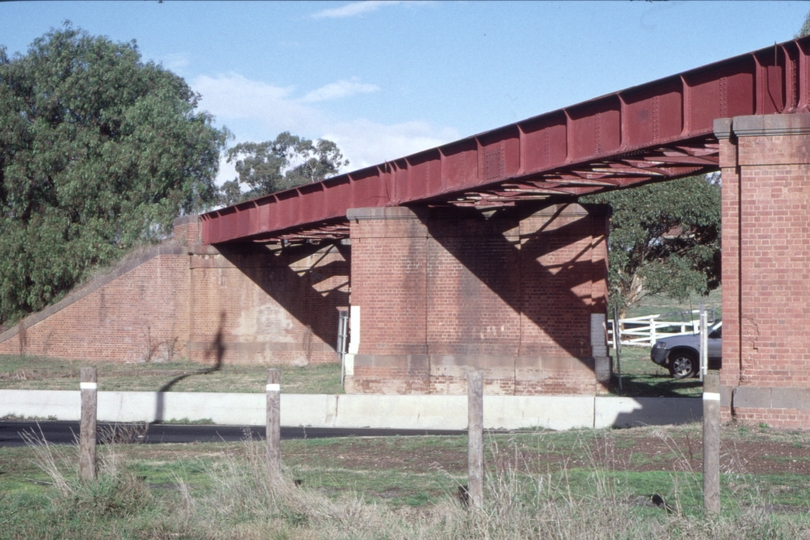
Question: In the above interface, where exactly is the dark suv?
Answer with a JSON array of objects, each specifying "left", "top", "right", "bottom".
[{"left": 650, "top": 321, "right": 722, "bottom": 379}]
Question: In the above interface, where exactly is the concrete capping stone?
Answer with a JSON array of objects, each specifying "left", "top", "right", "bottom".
[
  {"left": 594, "top": 356, "right": 611, "bottom": 383},
  {"left": 771, "top": 387, "right": 810, "bottom": 410},
  {"left": 720, "top": 385, "right": 733, "bottom": 407},
  {"left": 352, "top": 354, "right": 430, "bottom": 369},
  {"left": 528, "top": 203, "right": 589, "bottom": 218},
  {"left": 353, "top": 354, "right": 596, "bottom": 376},
  {"left": 729, "top": 386, "right": 810, "bottom": 411},
  {"left": 347, "top": 203, "right": 603, "bottom": 223},
  {"left": 732, "top": 113, "right": 810, "bottom": 138},
  {"left": 431, "top": 354, "right": 513, "bottom": 370},
  {"left": 347, "top": 207, "right": 422, "bottom": 221},
  {"left": 713, "top": 118, "right": 733, "bottom": 140},
  {"left": 592, "top": 346, "right": 609, "bottom": 357},
  {"left": 732, "top": 386, "right": 772, "bottom": 409},
  {"left": 188, "top": 244, "right": 221, "bottom": 256},
  {"left": 0, "top": 243, "right": 185, "bottom": 343}
]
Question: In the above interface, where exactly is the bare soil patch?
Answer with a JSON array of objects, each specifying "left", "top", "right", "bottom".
[{"left": 280, "top": 426, "right": 810, "bottom": 478}]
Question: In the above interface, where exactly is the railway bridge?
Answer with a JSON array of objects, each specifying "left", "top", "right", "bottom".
[{"left": 5, "top": 36, "right": 810, "bottom": 426}]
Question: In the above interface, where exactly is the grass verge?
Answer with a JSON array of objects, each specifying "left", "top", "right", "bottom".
[
  {"left": 0, "top": 355, "right": 343, "bottom": 394},
  {"left": 2, "top": 424, "right": 810, "bottom": 538}
]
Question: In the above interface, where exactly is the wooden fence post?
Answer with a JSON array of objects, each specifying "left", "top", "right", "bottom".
[
  {"left": 467, "top": 371, "right": 484, "bottom": 509},
  {"left": 703, "top": 371, "right": 720, "bottom": 514},
  {"left": 266, "top": 369, "right": 281, "bottom": 475},
  {"left": 79, "top": 367, "right": 97, "bottom": 482}
]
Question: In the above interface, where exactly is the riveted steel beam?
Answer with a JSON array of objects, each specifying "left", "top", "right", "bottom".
[{"left": 201, "top": 36, "right": 810, "bottom": 244}]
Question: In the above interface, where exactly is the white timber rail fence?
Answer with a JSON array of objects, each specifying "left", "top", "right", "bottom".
[{"left": 607, "top": 309, "right": 717, "bottom": 348}]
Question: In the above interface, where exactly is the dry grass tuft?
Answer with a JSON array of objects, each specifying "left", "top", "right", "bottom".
[{"left": 17, "top": 427, "right": 810, "bottom": 539}]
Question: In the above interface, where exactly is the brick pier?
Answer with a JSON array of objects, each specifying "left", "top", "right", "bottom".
[
  {"left": 717, "top": 114, "right": 810, "bottom": 428},
  {"left": 344, "top": 203, "right": 611, "bottom": 395}
]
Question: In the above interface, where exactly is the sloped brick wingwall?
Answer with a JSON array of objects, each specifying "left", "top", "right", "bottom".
[
  {"left": 0, "top": 245, "right": 191, "bottom": 363},
  {"left": 0, "top": 216, "right": 348, "bottom": 366}
]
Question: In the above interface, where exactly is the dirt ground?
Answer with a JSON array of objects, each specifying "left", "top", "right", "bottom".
[{"left": 281, "top": 427, "right": 810, "bottom": 477}]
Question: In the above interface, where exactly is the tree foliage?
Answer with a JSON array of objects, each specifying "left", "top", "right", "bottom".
[
  {"left": 220, "top": 131, "right": 348, "bottom": 205},
  {"left": 0, "top": 24, "right": 228, "bottom": 324},
  {"left": 580, "top": 175, "right": 721, "bottom": 314},
  {"left": 798, "top": 10, "right": 810, "bottom": 38}
]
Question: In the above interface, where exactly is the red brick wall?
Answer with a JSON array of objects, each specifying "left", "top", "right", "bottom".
[
  {"left": 346, "top": 204, "right": 609, "bottom": 395},
  {"left": 718, "top": 124, "right": 742, "bottom": 403},
  {"left": 0, "top": 246, "right": 191, "bottom": 362},
  {"left": 732, "top": 407, "right": 810, "bottom": 428},
  {"left": 348, "top": 210, "right": 428, "bottom": 357},
  {"left": 717, "top": 114, "right": 810, "bottom": 428},
  {"left": 0, "top": 217, "right": 348, "bottom": 366},
  {"left": 187, "top": 242, "right": 349, "bottom": 365},
  {"left": 1, "top": 201, "right": 603, "bottom": 385}
]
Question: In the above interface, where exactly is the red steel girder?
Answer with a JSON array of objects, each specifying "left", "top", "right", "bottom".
[
  {"left": 202, "top": 35, "right": 810, "bottom": 244},
  {"left": 240, "top": 220, "right": 350, "bottom": 245}
]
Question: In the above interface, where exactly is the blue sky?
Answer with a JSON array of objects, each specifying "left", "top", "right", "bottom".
[{"left": 1, "top": 1, "right": 808, "bottom": 184}]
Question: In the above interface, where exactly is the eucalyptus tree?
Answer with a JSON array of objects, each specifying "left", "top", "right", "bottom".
[
  {"left": 220, "top": 132, "right": 348, "bottom": 205},
  {"left": 581, "top": 175, "right": 721, "bottom": 315},
  {"left": 0, "top": 24, "right": 228, "bottom": 324}
]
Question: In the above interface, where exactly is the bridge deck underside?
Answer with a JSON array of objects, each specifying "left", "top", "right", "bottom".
[{"left": 202, "top": 36, "right": 810, "bottom": 245}]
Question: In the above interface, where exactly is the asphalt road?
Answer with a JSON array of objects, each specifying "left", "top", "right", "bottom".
[{"left": 0, "top": 421, "right": 464, "bottom": 447}]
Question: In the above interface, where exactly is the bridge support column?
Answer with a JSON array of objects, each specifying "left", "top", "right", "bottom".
[
  {"left": 716, "top": 114, "right": 810, "bottom": 428},
  {"left": 343, "top": 203, "right": 610, "bottom": 396}
]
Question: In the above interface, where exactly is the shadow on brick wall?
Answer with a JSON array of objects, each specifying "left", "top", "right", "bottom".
[
  {"left": 421, "top": 203, "right": 608, "bottom": 370},
  {"left": 216, "top": 242, "right": 350, "bottom": 354},
  {"left": 154, "top": 312, "right": 225, "bottom": 423}
]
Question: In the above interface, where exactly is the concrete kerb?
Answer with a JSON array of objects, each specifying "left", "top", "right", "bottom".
[{"left": 0, "top": 390, "right": 701, "bottom": 430}]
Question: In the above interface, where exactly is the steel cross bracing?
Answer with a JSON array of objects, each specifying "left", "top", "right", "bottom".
[{"left": 201, "top": 35, "right": 810, "bottom": 245}]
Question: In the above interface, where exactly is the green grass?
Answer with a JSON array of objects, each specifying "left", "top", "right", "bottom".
[
  {"left": 3, "top": 424, "right": 810, "bottom": 538},
  {"left": 2, "top": 288, "right": 722, "bottom": 400},
  {"left": 0, "top": 355, "right": 343, "bottom": 394},
  {"left": 606, "top": 287, "right": 723, "bottom": 398},
  {"left": 611, "top": 346, "right": 704, "bottom": 397},
  {"left": 627, "top": 288, "right": 722, "bottom": 320}
]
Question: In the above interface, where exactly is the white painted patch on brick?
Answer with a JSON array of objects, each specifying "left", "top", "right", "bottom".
[{"left": 348, "top": 305, "right": 360, "bottom": 354}]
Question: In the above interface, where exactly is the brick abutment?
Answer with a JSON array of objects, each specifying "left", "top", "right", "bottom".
[
  {"left": 0, "top": 203, "right": 612, "bottom": 397},
  {"left": 717, "top": 113, "right": 810, "bottom": 428}
]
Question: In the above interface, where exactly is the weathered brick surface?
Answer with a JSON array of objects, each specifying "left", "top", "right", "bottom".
[
  {"left": 732, "top": 408, "right": 810, "bottom": 429},
  {"left": 0, "top": 217, "right": 348, "bottom": 366},
  {"left": 718, "top": 114, "right": 810, "bottom": 428},
  {"left": 188, "top": 242, "right": 349, "bottom": 365},
  {"left": 0, "top": 246, "right": 191, "bottom": 362},
  {"left": 349, "top": 213, "right": 428, "bottom": 356},
  {"left": 1, "top": 200, "right": 604, "bottom": 386},
  {"left": 346, "top": 204, "right": 610, "bottom": 395}
]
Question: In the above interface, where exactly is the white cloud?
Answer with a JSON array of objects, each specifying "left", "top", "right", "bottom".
[
  {"left": 215, "top": 156, "right": 238, "bottom": 186},
  {"left": 301, "top": 79, "right": 380, "bottom": 103},
  {"left": 191, "top": 72, "right": 457, "bottom": 185},
  {"left": 310, "top": 1, "right": 402, "bottom": 19},
  {"left": 324, "top": 119, "right": 459, "bottom": 170},
  {"left": 193, "top": 73, "right": 324, "bottom": 133}
]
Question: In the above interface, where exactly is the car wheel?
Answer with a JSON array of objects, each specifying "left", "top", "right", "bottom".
[{"left": 669, "top": 352, "right": 697, "bottom": 379}]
